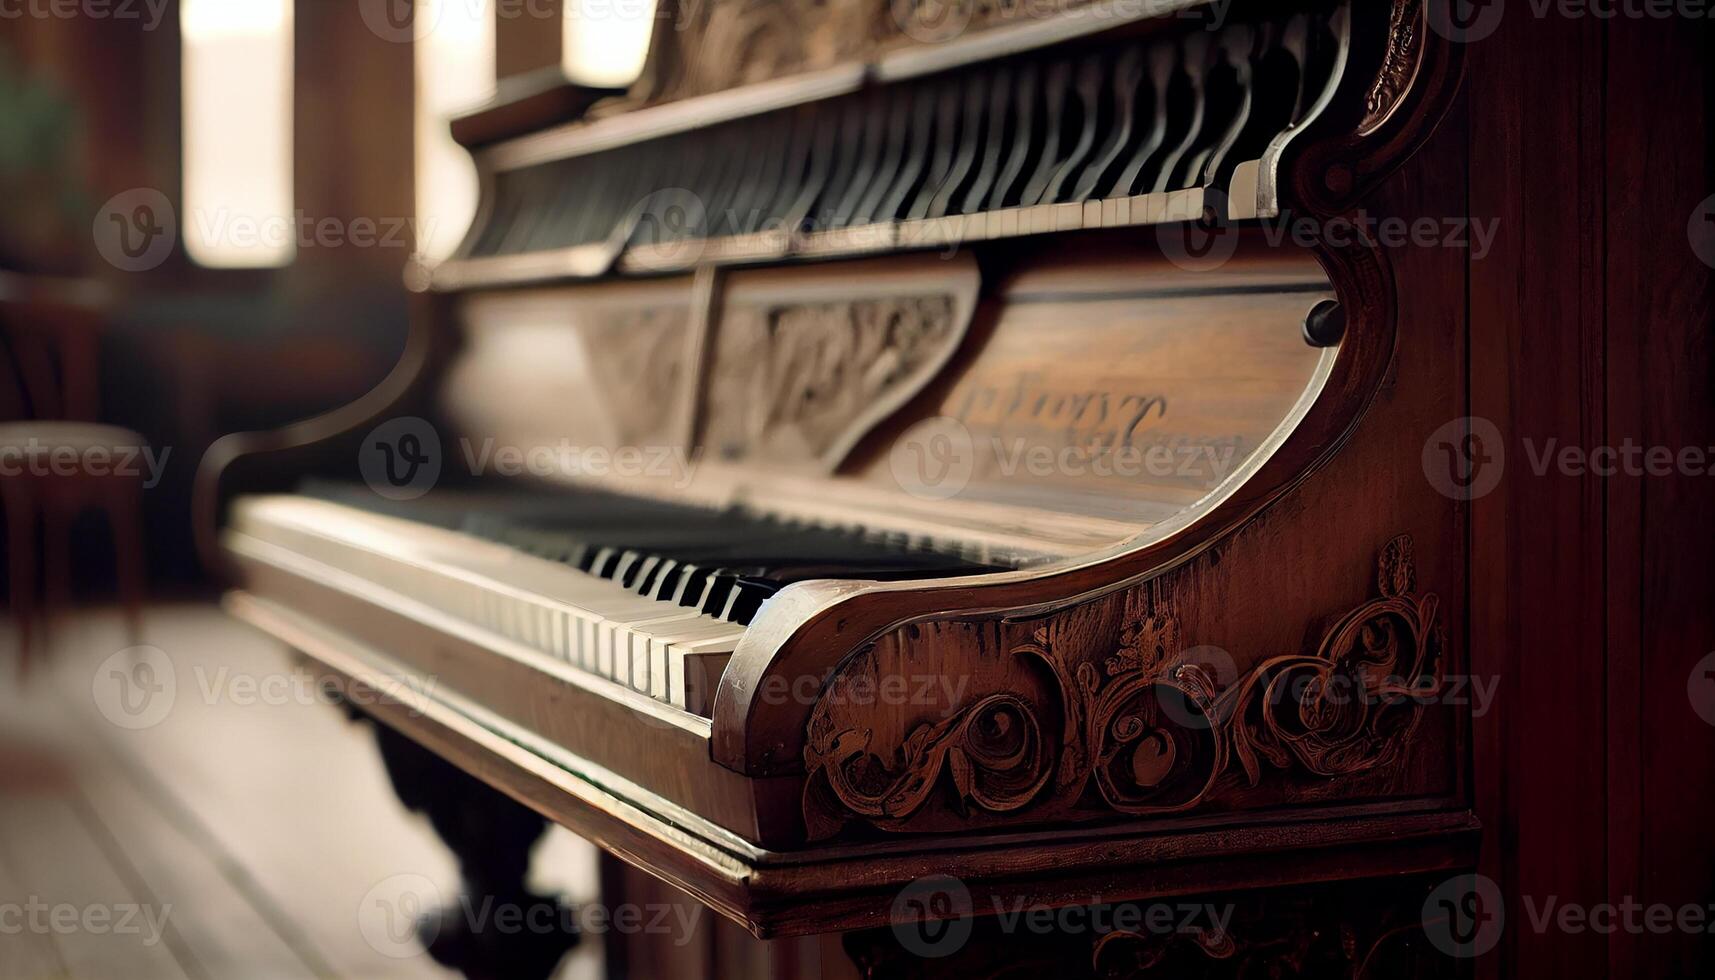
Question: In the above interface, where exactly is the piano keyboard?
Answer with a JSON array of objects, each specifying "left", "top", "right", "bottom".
[
  {"left": 228, "top": 484, "right": 1004, "bottom": 715},
  {"left": 442, "top": 5, "right": 1343, "bottom": 285}
]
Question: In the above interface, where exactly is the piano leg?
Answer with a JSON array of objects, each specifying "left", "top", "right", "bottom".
[{"left": 369, "top": 719, "right": 581, "bottom": 980}]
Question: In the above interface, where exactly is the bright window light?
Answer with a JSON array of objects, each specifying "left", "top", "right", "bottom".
[
  {"left": 181, "top": 0, "right": 294, "bottom": 268},
  {"left": 416, "top": 0, "right": 496, "bottom": 264},
  {"left": 563, "top": 0, "right": 656, "bottom": 88}
]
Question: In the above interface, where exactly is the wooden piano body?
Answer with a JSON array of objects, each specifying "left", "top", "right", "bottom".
[{"left": 199, "top": 0, "right": 1500, "bottom": 974}]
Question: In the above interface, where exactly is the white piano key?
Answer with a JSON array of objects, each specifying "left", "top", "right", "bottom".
[
  {"left": 643, "top": 620, "right": 743, "bottom": 701},
  {"left": 666, "top": 633, "right": 744, "bottom": 713},
  {"left": 232, "top": 496, "right": 754, "bottom": 715},
  {"left": 610, "top": 608, "right": 711, "bottom": 695},
  {"left": 592, "top": 596, "right": 694, "bottom": 685}
]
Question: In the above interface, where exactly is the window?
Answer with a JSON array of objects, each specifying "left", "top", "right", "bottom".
[
  {"left": 180, "top": 0, "right": 294, "bottom": 268},
  {"left": 562, "top": 0, "right": 656, "bottom": 89},
  {"left": 415, "top": 0, "right": 496, "bottom": 265}
]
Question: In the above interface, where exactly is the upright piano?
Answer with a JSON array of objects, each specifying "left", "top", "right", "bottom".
[{"left": 200, "top": 0, "right": 1480, "bottom": 975}]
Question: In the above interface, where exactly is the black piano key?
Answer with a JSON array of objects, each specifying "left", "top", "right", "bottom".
[
  {"left": 694, "top": 569, "right": 741, "bottom": 617},
  {"left": 588, "top": 547, "right": 621, "bottom": 577},
  {"left": 1110, "top": 43, "right": 1177, "bottom": 197},
  {"left": 1297, "top": 10, "right": 1341, "bottom": 127},
  {"left": 632, "top": 556, "right": 669, "bottom": 596},
  {"left": 985, "top": 62, "right": 1041, "bottom": 210},
  {"left": 925, "top": 70, "right": 989, "bottom": 219},
  {"left": 905, "top": 79, "right": 965, "bottom": 221},
  {"left": 1040, "top": 57, "right": 1108, "bottom": 205},
  {"left": 876, "top": 88, "right": 938, "bottom": 221},
  {"left": 838, "top": 90, "right": 893, "bottom": 227},
  {"left": 1174, "top": 27, "right": 1251, "bottom": 191},
  {"left": 763, "top": 108, "right": 818, "bottom": 230},
  {"left": 665, "top": 564, "right": 709, "bottom": 607},
  {"left": 1203, "top": 22, "right": 1301, "bottom": 193},
  {"left": 849, "top": 87, "right": 913, "bottom": 227},
  {"left": 784, "top": 108, "right": 842, "bottom": 233},
  {"left": 958, "top": 63, "right": 1015, "bottom": 215},
  {"left": 1149, "top": 35, "right": 1211, "bottom": 193},
  {"left": 612, "top": 551, "right": 644, "bottom": 589},
  {"left": 1018, "top": 59, "right": 1073, "bottom": 207},
  {"left": 1073, "top": 47, "right": 1145, "bottom": 202},
  {"left": 720, "top": 578, "right": 775, "bottom": 624},
  {"left": 629, "top": 554, "right": 661, "bottom": 591}
]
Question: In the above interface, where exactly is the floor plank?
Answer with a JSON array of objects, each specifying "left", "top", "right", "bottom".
[
  {"left": 76, "top": 758, "right": 323, "bottom": 980},
  {"left": 0, "top": 794, "right": 190, "bottom": 979},
  {"left": 1, "top": 602, "right": 604, "bottom": 979},
  {"left": 0, "top": 837, "right": 73, "bottom": 979}
]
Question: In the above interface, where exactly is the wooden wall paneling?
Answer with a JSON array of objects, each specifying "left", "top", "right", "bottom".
[
  {"left": 496, "top": 0, "right": 564, "bottom": 82},
  {"left": 0, "top": 4, "right": 164, "bottom": 275},
  {"left": 1608, "top": 14, "right": 1715, "bottom": 980},
  {"left": 1468, "top": 11, "right": 1610, "bottom": 980},
  {"left": 292, "top": 0, "right": 417, "bottom": 284},
  {"left": 1603, "top": 19, "right": 1645, "bottom": 980}
]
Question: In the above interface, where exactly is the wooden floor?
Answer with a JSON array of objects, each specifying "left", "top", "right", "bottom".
[{"left": 0, "top": 602, "right": 602, "bottom": 980}]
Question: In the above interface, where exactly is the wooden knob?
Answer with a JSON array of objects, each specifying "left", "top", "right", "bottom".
[{"left": 1303, "top": 299, "right": 1346, "bottom": 347}]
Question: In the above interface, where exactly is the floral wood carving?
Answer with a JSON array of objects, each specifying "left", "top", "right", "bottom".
[
  {"left": 632, "top": 0, "right": 1102, "bottom": 105},
  {"left": 803, "top": 535, "right": 1443, "bottom": 840},
  {"left": 701, "top": 294, "right": 963, "bottom": 469},
  {"left": 1362, "top": 0, "right": 1424, "bottom": 132}
]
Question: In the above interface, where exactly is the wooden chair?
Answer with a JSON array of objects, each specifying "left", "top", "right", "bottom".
[{"left": 0, "top": 272, "right": 147, "bottom": 670}]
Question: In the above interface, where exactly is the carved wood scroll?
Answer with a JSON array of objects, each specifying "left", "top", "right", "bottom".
[{"left": 802, "top": 535, "right": 1443, "bottom": 840}]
